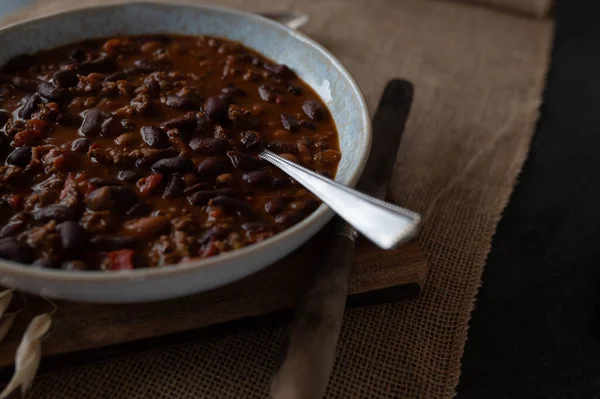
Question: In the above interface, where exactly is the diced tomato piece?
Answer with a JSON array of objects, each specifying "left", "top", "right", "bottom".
[
  {"left": 13, "top": 129, "right": 42, "bottom": 147},
  {"left": 8, "top": 194, "right": 23, "bottom": 209},
  {"left": 104, "top": 249, "right": 136, "bottom": 271},
  {"left": 137, "top": 173, "right": 163, "bottom": 195},
  {"left": 26, "top": 119, "right": 48, "bottom": 132},
  {"left": 208, "top": 206, "right": 224, "bottom": 218},
  {"left": 88, "top": 143, "right": 101, "bottom": 152}
]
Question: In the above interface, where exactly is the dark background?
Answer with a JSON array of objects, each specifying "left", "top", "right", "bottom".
[{"left": 458, "top": 1, "right": 600, "bottom": 397}]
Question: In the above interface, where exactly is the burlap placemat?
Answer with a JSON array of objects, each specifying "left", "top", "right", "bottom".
[{"left": 0, "top": 0, "right": 553, "bottom": 397}]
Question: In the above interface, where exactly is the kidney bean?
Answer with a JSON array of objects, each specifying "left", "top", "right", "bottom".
[
  {"left": 70, "top": 138, "right": 90, "bottom": 152},
  {"left": 141, "top": 126, "right": 167, "bottom": 148},
  {"left": 10, "top": 77, "right": 37, "bottom": 92},
  {"left": 197, "top": 225, "right": 231, "bottom": 246},
  {"left": 59, "top": 220, "right": 87, "bottom": 251},
  {"left": 258, "top": 84, "right": 273, "bottom": 102},
  {"left": 195, "top": 113, "right": 212, "bottom": 136},
  {"left": 126, "top": 202, "right": 152, "bottom": 217},
  {"left": 188, "top": 188, "right": 242, "bottom": 207},
  {"left": 314, "top": 149, "right": 341, "bottom": 165},
  {"left": 275, "top": 209, "right": 307, "bottom": 227},
  {"left": 125, "top": 215, "right": 170, "bottom": 238},
  {"left": 88, "top": 177, "right": 121, "bottom": 186},
  {"left": 240, "top": 130, "right": 262, "bottom": 150},
  {"left": 189, "top": 137, "right": 229, "bottom": 154},
  {"left": 302, "top": 100, "right": 324, "bottom": 121},
  {"left": 183, "top": 182, "right": 209, "bottom": 195},
  {"left": 79, "top": 108, "right": 108, "bottom": 136},
  {"left": 38, "top": 81, "right": 66, "bottom": 101},
  {"left": 267, "top": 141, "right": 299, "bottom": 154},
  {"left": 196, "top": 157, "right": 229, "bottom": 176},
  {"left": 103, "top": 70, "right": 128, "bottom": 82},
  {"left": 0, "top": 220, "right": 26, "bottom": 238},
  {"left": 163, "top": 174, "right": 185, "bottom": 198},
  {"left": 118, "top": 169, "right": 141, "bottom": 182},
  {"left": 263, "top": 63, "right": 292, "bottom": 77},
  {"left": 211, "top": 195, "right": 255, "bottom": 217},
  {"left": 31, "top": 205, "right": 75, "bottom": 224},
  {"left": 100, "top": 116, "right": 123, "bottom": 138},
  {"left": 86, "top": 186, "right": 137, "bottom": 211},
  {"left": 53, "top": 69, "right": 79, "bottom": 88},
  {"left": 18, "top": 94, "right": 42, "bottom": 119},
  {"left": 0, "top": 237, "right": 33, "bottom": 263},
  {"left": 31, "top": 257, "right": 60, "bottom": 269},
  {"left": 165, "top": 95, "right": 194, "bottom": 109},
  {"left": 79, "top": 55, "right": 117, "bottom": 74},
  {"left": 226, "top": 150, "right": 262, "bottom": 170},
  {"left": 151, "top": 156, "right": 194, "bottom": 173},
  {"left": 203, "top": 96, "right": 229, "bottom": 121},
  {"left": 91, "top": 236, "right": 137, "bottom": 251},
  {"left": 242, "top": 170, "right": 272, "bottom": 187},
  {"left": 221, "top": 86, "right": 246, "bottom": 97},
  {"left": 145, "top": 79, "right": 160, "bottom": 98},
  {"left": 280, "top": 113, "right": 300, "bottom": 131},
  {"left": 6, "top": 146, "right": 32, "bottom": 167},
  {"left": 160, "top": 111, "right": 196, "bottom": 132},
  {"left": 300, "top": 120, "right": 317, "bottom": 130},
  {"left": 279, "top": 153, "right": 298, "bottom": 163}
]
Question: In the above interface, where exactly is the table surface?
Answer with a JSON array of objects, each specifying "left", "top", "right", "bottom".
[
  {"left": 0, "top": 1, "right": 593, "bottom": 397},
  {"left": 458, "top": 1, "right": 600, "bottom": 397}
]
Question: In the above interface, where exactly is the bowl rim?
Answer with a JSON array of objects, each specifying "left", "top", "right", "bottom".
[{"left": 0, "top": 0, "right": 372, "bottom": 282}]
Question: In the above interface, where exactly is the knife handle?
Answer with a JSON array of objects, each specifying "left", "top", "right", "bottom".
[{"left": 270, "top": 218, "right": 357, "bottom": 399}]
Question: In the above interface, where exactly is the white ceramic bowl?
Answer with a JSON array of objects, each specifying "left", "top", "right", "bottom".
[{"left": 0, "top": 1, "right": 371, "bottom": 303}]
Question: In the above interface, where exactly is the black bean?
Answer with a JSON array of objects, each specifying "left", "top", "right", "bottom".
[
  {"left": 258, "top": 84, "right": 273, "bottom": 102},
  {"left": 275, "top": 209, "right": 306, "bottom": 226},
  {"left": 0, "top": 237, "right": 33, "bottom": 263},
  {"left": 31, "top": 257, "right": 60, "bottom": 269},
  {"left": 267, "top": 141, "right": 298, "bottom": 153},
  {"left": 0, "top": 110, "right": 10, "bottom": 128},
  {"left": 79, "top": 55, "right": 117, "bottom": 74},
  {"left": 271, "top": 176, "right": 291, "bottom": 188},
  {"left": 145, "top": 79, "right": 160, "bottom": 97},
  {"left": 6, "top": 146, "right": 32, "bottom": 167},
  {"left": 203, "top": 96, "right": 228, "bottom": 120},
  {"left": 86, "top": 186, "right": 137, "bottom": 211},
  {"left": 59, "top": 221, "right": 87, "bottom": 251},
  {"left": 196, "top": 157, "right": 229, "bottom": 176},
  {"left": 226, "top": 150, "right": 262, "bottom": 170},
  {"left": 221, "top": 86, "right": 246, "bottom": 96},
  {"left": 165, "top": 95, "right": 194, "bottom": 109},
  {"left": 53, "top": 69, "right": 79, "bottom": 88},
  {"left": 188, "top": 188, "right": 242, "bottom": 207},
  {"left": 118, "top": 169, "right": 142, "bottom": 182},
  {"left": 263, "top": 63, "right": 292, "bottom": 77},
  {"left": 280, "top": 113, "right": 300, "bottom": 131},
  {"left": 10, "top": 77, "right": 37, "bottom": 91},
  {"left": 188, "top": 137, "right": 229, "bottom": 155},
  {"left": 163, "top": 174, "right": 185, "bottom": 198},
  {"left": 32, "top": 204, "right": 76, "bottom": 223},
  {"left": 151, "top": 156, "right": 194, "bottom": 173},
  {"left": 100, "top": 116, "right": 123, "bottom": 138},
  {"left": 37, "top": 81, "right": 66, "bottom": 101},
  {"left": 70, "top": 138, "right": 91, "bottom": 153},
  {"left": 240, "top": 130, "right": 262, "bottom": 150},
  {"left": 18, "top": 93, "right": 41, "bottom": 119},
  {"left": 242, "top": 170, "right": 272, "bottom": 187},
  {"left": 302, "top": 100, "right": 325, "bottom": 121},
  {"left": 211, "top": 195, "right": 256, "bottom": 217},
  {"left": 126, "top": 202, "right": 152, "bottom": 217},
  {"left": 218, "top": 92, "right": 235, "bottom": 104},
  {"left": 300, "top": 120, "right": 317, "bottom": 130},
  {"left": 198, "top": 226, "right": 231, "bottom": 246},
  {"left": 61, "top": 260, "right": 90, "bottom": 271},
  {"left": 141, "top": 126, "right": 167, "bottom": 148},
  {"left": 0, "top": 220, "right": 26, "bottom": 238},
  {"left": 69, "top": 47, "right": 88, "bottom": 63},
  {"left": 88, "top": 177, "right": 121, "bottom": 186},
  {"left": 160, "top": 112, "right": 196, "bottom": 132},
  {"left": 79, "top": 108, "right": 107, "bottom": 136}
]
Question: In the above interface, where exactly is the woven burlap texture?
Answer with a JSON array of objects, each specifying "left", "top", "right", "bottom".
[{"left": 1, "top": 0, "right": 553, "bottom": 397}]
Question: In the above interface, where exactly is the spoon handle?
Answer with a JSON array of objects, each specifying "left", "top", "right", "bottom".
[{"left": 258, "top": 150, "right": 421, "bottom": 249}]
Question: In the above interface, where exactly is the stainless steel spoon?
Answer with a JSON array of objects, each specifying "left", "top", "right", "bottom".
[{"left": 259, "top": 150, "right": 421, "bottom": 249}]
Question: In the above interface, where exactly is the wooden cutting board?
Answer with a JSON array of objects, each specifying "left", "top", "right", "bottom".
[{"left": 0, "top": 228, "right": 427, "bottom": 374}]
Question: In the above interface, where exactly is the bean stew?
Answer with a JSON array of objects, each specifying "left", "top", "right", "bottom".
[{"left": 0, "top": 35, "right": 340, "bottom": 270}]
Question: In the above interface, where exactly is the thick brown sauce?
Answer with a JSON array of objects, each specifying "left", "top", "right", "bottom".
[{"left": 0, "top": 35, "right": 340, "bottom": 270}]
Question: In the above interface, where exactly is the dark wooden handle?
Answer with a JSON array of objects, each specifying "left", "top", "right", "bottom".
[{"left": 270, "top": 221, "right": 356, "bottom": 399}]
